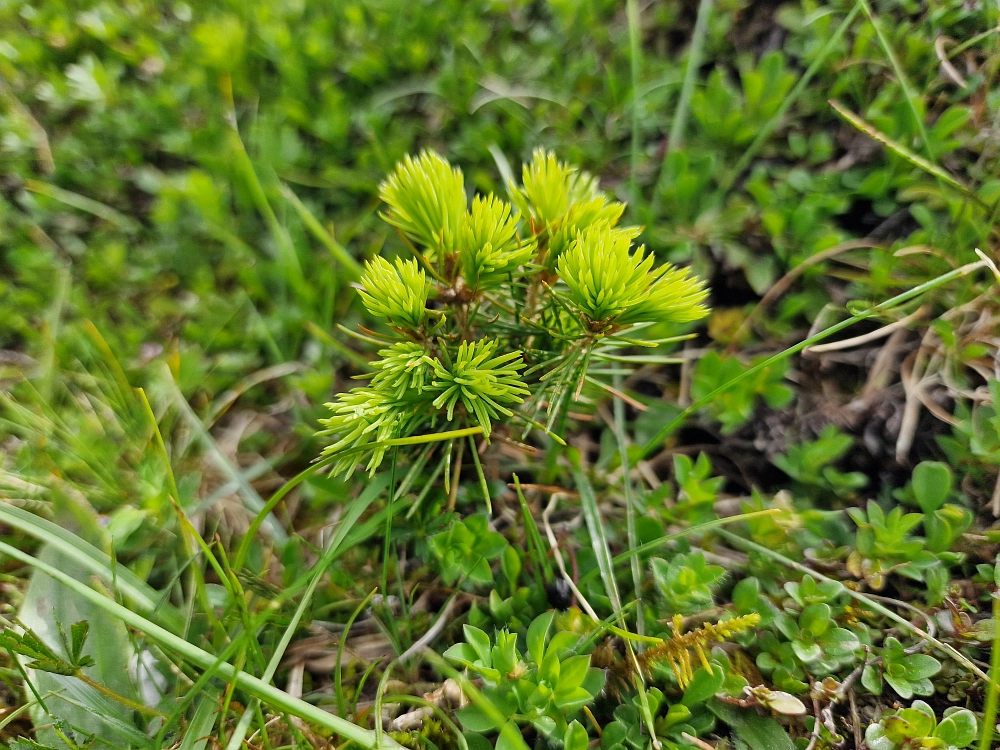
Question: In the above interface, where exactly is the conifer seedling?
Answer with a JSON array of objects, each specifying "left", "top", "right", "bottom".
[{"left": 317, "top": 149, "right": 709, "bottom": 508}]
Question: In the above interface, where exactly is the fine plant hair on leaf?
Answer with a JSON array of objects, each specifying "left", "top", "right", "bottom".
[{"left": 379, "top": 149, "right": 467, "bottom": 257}]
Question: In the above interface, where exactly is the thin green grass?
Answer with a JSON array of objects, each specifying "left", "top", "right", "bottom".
[
  {"left": 612, "top": 373, "right": 644, "bottom": 637},
  {"left": 626, "top": 0, "right": 643, "bottom": 207},
  {"left": 233, "top": 425, "right": 483, "bottom": 571},
  {"left": 829, "top": 99, "right": 989, "bottom": 211},
  {"left": 979, "top": 590, "right": 1000, "bottom": 750},
  {"left": 639, "top": 256, "right": 997, "bottom": 458},
  {"left": 280, "top": 182, "right": 364, "bottom": 281},
  {"left": 665, "top": 0, "right": 713, "bottom": 156},
  {"left": 859, "top": 0, "right": 934, "bottom": 161},
  {"left": 573, "top": 469, "right": 658, "bottom": 748},
  {"left": 717, "top": 529, "right": 991, "bottom": 682},
  {"left": 0, "top": 536, "right": 405, "bottom": 749},
  {"left": 722, "top": 1, "right": 863, "bottom": 190},
  {"left": 224, "top": 479, "right": 385, "bottom": 749}
]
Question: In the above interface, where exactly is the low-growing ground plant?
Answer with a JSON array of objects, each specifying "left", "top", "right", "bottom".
[
  {"left": 317, "top": 148, "right": 710, "bottom": 505},
  {"left": 4, "top": 1, "right": 1000, "bottom": 750}
]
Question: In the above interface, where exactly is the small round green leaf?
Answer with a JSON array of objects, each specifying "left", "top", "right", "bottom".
[
  {"left": 935, "top": 709, "right": 977, "bottom": 748},
  {"left": 912, "top": 461, "right": 953, "bottom": 513},
  {"left": 681, "top": 666, "right": 725, "bottom": 706}
]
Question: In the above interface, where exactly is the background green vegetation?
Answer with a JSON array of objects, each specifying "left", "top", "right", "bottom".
[{"left": 1, "top": 0, "right": 1000, "bottom": 748}]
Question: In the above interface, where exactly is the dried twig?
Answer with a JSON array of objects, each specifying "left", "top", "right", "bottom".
[
  {"left": 935, "top": 36, "right": 968, "bottom": 88},
  {"left": 542, "top": 493, "right": 600, "bottom": 621},
  {"left": 397, "top": 595, "right": 461, "bottom": 663},
  {"left": 806, "top": 305, "right": 929, "bottom": 354}
]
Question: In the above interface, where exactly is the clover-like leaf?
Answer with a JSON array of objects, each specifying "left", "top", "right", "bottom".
[
  {"left": 429, "top": 514, "right": 508, "bottom": 586},
  {"left": 527, "top": 611, "right": 554, "bottom": 667},
  {"left": 935, "top": 708, "right": 977, "bottom": 748},
  {"left": 880, "top": 638, "right": 940, "bottom": 699},
  {"left": 563, "top": 720, "right": 589, "bottom": 750},
  {"left": 681, "top": 666, "right": 725, "bottom": 706},
  {"left": 912, "top": 461, "right": 953, "bottom": 513}
]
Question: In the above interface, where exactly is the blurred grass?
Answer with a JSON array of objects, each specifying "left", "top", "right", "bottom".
[
  {"left": 1, "top": 0, "right": 995, "bottom": 405},
  {"left": 2, "top": 0, "right": 994, "bottom": 376}
]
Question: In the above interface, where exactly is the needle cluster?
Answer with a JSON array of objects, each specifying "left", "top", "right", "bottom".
[{"left": 318, "top": 149, "right": 711, "bottom": 494}]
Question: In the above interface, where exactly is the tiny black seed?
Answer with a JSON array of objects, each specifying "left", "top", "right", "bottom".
[{"left": 547, "top": 578, "right": 573, "bottom": 610}]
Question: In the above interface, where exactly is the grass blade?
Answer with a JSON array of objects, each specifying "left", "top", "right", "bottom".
[
  {"left": 224, "top": 476, "right": 387, "bottom": 749},
  {"left": 723, "top": 1, "right": 862, "bottom": 189},
  {"left": 306, "top": 320, "right": 374, "bottom": 372},
  {"left": 612, "top": 373, "right": 644, "bottom": 635},
  {"left": 573, "top": 469, "right": 659, "bottom": 746},
  {"left": 23, "top": 179, "right": 139, "bottom": 232},
  {"left": 574, "top": 469, "right": 620, "bottom": 609},
  {"left": 279, "top": 182, "right": 364, "bottom": 281},
  {"left": 639, "top": 257, "right": 994, "bottom": 458},
  {"left": 467, "top": 434, "right": 492, "bottom": 513},
  {"left": 233, "top": 426, "right": 483, "bottom": 571},
  {"left": 0, "top": 504, "right": 183, "bottom": 632},
  {"left": 159, "top": 363, "right": 288, "bottom": 545},
  {"left": 829, "top": 99, "right": 988, "bottom": 210},
  {"left": 665, "top": 0, "right": 713, "bottom": 155},
  {"left": 979, "top": 590, "right": 1000, "bottom": 750},
  {"left": 219, "top": 76, "right": 308, "bottom": 299},
  {"left": 337, "top": 589, "right": 378, "bottom": 717},
  {"left": 627, "top": 0, "right": 642, "bottom": 205},
  {"left": 178, "top": 694, "right": 218, "bottom": 750},
  {"left": 650, "top": 0, "right": 713, "bottom": 216},
  {"left": 859, "top": 0, "right": 933, "bottom": 160},
  {"left": 0, "top": 537, "right": 404, "bottom": 749}
]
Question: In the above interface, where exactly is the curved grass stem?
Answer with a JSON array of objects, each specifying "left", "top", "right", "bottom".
[
  {"left": 716, "top": 529, "right": 992, "bottom": 684},
  {"left": 638, "top": 258, "right": 994, "bottom": 459},
  {"left": 0, "top": 539, "right": 402, "bottom": 749},
  {"left": 233, "top": 425, "right": 483, "bottom": 571}
]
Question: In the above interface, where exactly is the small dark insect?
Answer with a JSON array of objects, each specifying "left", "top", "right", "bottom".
[{"left": 547, "top": 578, "right": 573, "bottom": 610}]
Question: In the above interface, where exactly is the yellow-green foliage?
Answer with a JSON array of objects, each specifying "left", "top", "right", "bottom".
[
  {"left": 319, "top": 148, "right": 711, "bottom": 482},
  {"left": 379, "top": 150, "right": 467, "bottom": 258},
  {"left": 639, "top": 613, "right": 761, "bottom": 688},
  {"left": 558, "top": 224, "right": 709, "bottom": 329}
]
